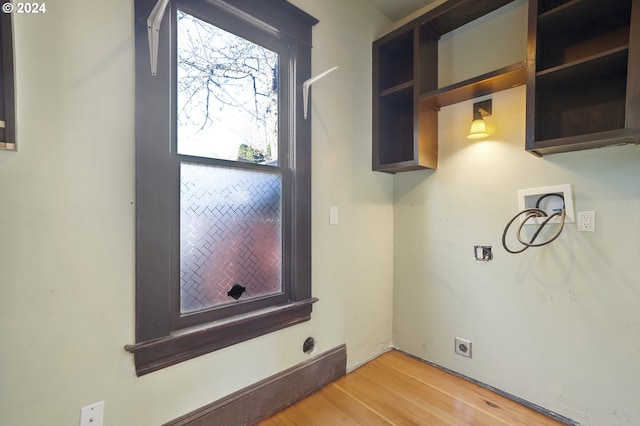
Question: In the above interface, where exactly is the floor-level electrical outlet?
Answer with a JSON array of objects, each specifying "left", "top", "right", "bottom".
[
  {"left": 455, "top": 337, "right": 472, "bottom": 358},
  {"left": 80, "top": 401, "right": 104, "bottom": 426},
  {"left": 577, "top": 211, "right": 596, "bottom": 232}
]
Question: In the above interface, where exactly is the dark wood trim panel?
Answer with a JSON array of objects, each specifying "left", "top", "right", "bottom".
[
  {"left": 126, "top": 298, "right": 318, "bottom": 376},
  {"left": 526, "top": 128, "right": 640, "bottom": 156},
  {"left": 131, "top": 0, "right": 317, "bottom": 375},
  {"left": 625, "top": 0, "right": 640, "bottom": 129},
  {"left": 524, "top": 0, "right": 538, "bottom": 153},
  {"left": 164, "top": 344, "right": 347, "bottom": 426},
  {"left": 218, "top": 0, "right": 318, "bottom": 47},
  {"left": 0, "top": 12, "right": 15, "bottom": 149},
  {"left": 134, "top": 0, "right": 174, "bottom": 342}
]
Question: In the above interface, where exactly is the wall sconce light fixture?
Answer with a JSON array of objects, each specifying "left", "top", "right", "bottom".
[{"left": 467, "top": 99, "right": 492, "bottom": 139}]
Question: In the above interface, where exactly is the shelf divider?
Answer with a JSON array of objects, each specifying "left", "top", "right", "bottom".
[
  {"left": 536, "top": 45, "right": 629, "bottom": 84},
  {"left": 380, "top": 81, "right": 414, "bottom": 97},
  {"left": 420, "top": 61, "right": 526, "bottom": 108}
]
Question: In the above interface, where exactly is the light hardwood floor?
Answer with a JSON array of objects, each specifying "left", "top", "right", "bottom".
[{"left": 259, "top": 350, "right": 567, "bottom": 425}]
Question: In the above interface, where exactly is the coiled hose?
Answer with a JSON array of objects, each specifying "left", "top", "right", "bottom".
[{"left": 502, "top": 193, "right": 566, "bottom": 254}]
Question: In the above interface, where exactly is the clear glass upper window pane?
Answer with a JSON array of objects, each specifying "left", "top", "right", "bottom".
[{"left": 177, "top": 10, "right": 279, "bottom": 165}]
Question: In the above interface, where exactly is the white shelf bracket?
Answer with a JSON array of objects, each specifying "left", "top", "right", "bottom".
[
  {"left": 148, "top": 0, "right": 171, "bottom": 76},
  {"left": 303, "top": 66, "right": 338, "bottom": 119}
]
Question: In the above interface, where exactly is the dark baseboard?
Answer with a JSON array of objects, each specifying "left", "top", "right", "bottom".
[
  {"left": 394, "top": 348, "right": 579, "bottom": 426},
  {"left": 164, "top": 344, "right": 347, "bottom": 426}
]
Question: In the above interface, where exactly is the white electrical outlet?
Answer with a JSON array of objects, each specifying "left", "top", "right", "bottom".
[
  {"left": 455, "top": 337, "right": 472, "bottom": 358},
  {"left": 577, "top": 211, "right": 596, "bottom": 232},
  {"left": 80, "top": 401, "right": 104, "bottom": 426}
]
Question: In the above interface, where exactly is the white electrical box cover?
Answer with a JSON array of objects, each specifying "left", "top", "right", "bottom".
[{"left": 517, "top": 184, "right": 574, "bottom": 224}]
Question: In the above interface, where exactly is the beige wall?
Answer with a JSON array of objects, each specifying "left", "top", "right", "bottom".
[
  {"left": 0, "top": 0, "right": 394, "bottom": 424},
  {"left": 393, "top": 1, "right": 640, "bottom": 425},
  {"left": 4, "top": 0, "right": 640, "bottom": 425}
]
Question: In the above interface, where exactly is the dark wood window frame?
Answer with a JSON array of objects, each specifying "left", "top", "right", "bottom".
[
  {"left": 0, "top": 12, "right": 16, "bottom": 150},
  {"left": 127, "top": 0, "right": 318, "bottom": 376}
]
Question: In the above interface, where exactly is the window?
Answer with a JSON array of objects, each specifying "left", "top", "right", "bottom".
[
  {"left": 0, "top": 12, "right": 15, "bottom": 150},
  {"left": 127, "top": 0, "right": 318, "bottom": 376}
]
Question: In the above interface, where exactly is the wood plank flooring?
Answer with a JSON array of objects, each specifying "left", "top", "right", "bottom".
[{"left": 259, "top": 350, "right": 567, "bottom": 425}]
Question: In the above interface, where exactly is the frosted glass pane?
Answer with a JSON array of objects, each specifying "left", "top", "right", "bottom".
[
  {"left": 180, "top": 163, "right": 282, "bottom": 313},
  {"left": 177, "top": 10, "right": 279, "bottom": 165}
]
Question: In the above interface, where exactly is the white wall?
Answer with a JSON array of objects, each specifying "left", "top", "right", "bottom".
[
  {"left": 294, "top": 0, "right": 395, "bottom": 368},
  {"left": 393, "top": 1, "right": 640, "bottom": 425},
  {"left": 0, "top": 0, "right": 394, "bottom": 424}
]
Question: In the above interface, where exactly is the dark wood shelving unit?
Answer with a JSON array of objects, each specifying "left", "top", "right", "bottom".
[
  {"left": 372, "top": 0, "right": 517, "bottom": 173},
  {"left": 526, "top": 0, "right": 640, "bottom": 155},
  {"left": 421, "top": 61, "right": 526, "bottom": 108}
]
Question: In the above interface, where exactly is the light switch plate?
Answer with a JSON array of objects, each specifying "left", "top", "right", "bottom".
[{"left": 329, "top": 206, "right": 339, "bottom": 225}]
